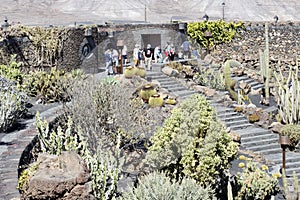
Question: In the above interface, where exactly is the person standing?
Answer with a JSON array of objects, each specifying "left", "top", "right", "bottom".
[
  {"left": 105, "top": 48, "right": 113, "bottom": 75},
  {"left": 143, "top": 44, "right": 152, "bottom": 70},
  {"left": 154, "top": 45, "right": 162, "bottom": 63},
  {"left": 133, "top": 44, "right": 140, "bottom": 67},
  {"left": 181, "top": 40, "right": 191, "bottom": 59},
  {"left": 112, "top": 48, "right": 119, "bottom": 74},
  {"left": 122, "top": 45, "right": 128, "bottom": 64}
]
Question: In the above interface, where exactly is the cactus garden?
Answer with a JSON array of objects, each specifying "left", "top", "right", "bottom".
[{"left": 1, "top": 20, "right": 300, "bottom": 200}]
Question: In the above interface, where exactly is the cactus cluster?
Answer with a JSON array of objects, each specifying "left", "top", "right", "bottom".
[
  {"left": 224, "top": 59, "right": 239, "bottom": 101},
  {"left": 274, "top": 65, "right": 300, "bottom": 124},
  {"left": 0, "top": 76, "right": 28, "bottom": 132}
]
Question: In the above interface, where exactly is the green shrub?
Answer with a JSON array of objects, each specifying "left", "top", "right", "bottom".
[
  {"left": 280, "top": 124, "right": 300, "bottom": 149},
  {"left": 145, "top": 94, "right": 238, "bottom": 189},
  {"left": 121, "top": 171, "right": 216, "bottom": 200},
  {"left": 193, "top": 68, "right": 225, "bottom": 90},
  {"left": 35, "top": 112, "right": 123, "bottom": 199},
  {"left": 181, "top": 120, "right": 238, "bottom": 187},
  {"left": 236, "top": 160, "right": 279, "bottom": 200},
  {"left": 0, "top": 77, "right": 28, "bottom": 132},
  {"left": 0, "top": 55, "right": 24, "bottom": 85},
  {"left": 21, "top": 67, "right": 71, "bottom": 103}
]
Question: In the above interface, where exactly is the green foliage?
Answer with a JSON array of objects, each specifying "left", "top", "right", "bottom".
[
  {"left": 17, "top": 163, "right": 39, "bottom": 191},
  {"left": 71, "top": 68, "right": 85, "bottom": 79},
  {"left": 17, "top": 25, "right": 68, "bottom": 67},
  {"left": 280, "top": 124, "right": 300, "bottom": 148},
  {"left": 145, "top": 94, "right": 238, "bottom": 188},
  {"left": 139, "top": 84, "right": 157, "bottom": 102},
  {"left": 0, "top": 77, "right": 28, "bottom": 132},
  {"left": 180, "top": 120, "right": 238, "bottom": 187},
  {"left": 274, "top": 65, "right": 300, "bottom": 124},
  {"left": 148, "top": 94, "right": 164, "bottom": 107},
  {"left": 35, "top": 112, "right": 87, "bottom": 156},
  {"left": 236, "top": 160, "right": 279, "bottom": 200},
  {"left": 84, "top": 133, "right": 124, "bottom": 200},
  {"left": 0, "top": 54, "right": 24, "bottom": 84},
  {"left": 135, "top": 66, "right": 146, "bottom": 78},
  {"left": 224, "top": 60, "right": 240, "bottom": 101},
  {"left": 282, "top": 170, "right": 299, "bottom": 200},
  {"left": 193, "top": 68, "right": 225, "bottom": 90},
  {"left": 35, "top": 112, "right": 123, "bottom": 199},
  {"left": 121, "top": 171, "right": 217, "bottom": 200},
  {"left": 187, "top": 20, "right": 244, "bottom": 50},
  {"left": 21, "top": 67, "right": 71, "bottom": 103},
  {"left": 124, "top": 66, "right": 137, "bottom": 78}
]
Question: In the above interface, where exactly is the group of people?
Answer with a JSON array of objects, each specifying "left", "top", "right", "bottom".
[
  {"left": 105, "top": 40, "right": 199, "bottom": 75},
  {"left": 104, "top": 45, "right": 128, "bottom": 75}
]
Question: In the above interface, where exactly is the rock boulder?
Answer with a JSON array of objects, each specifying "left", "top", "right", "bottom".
[{"left": 21, "top": 151, "right": 95, "bottom": 200}]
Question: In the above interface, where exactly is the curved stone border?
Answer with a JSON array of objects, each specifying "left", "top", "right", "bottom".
[{"left": 0, "top": 104, "right": 63, "bottom": 200}]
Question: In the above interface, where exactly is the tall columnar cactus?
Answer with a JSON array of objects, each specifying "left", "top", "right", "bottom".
[
  {"left": 274, "top": 64, "right": 300, "bottom": 124},
  {"left": 224, "top": 59, "right": 239, "bottom": 102},
  {"left": 259, "top": 23, "right": 271, "bottom": 105}
]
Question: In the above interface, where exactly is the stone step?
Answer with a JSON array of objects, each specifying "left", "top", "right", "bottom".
[
  {"left": 241, "top": 132, "right": 278, "bottom": 143},
  {"left": 242, "top": 137, "right": 279, "bottom": 148},
  {"left": 232, "top": 76, "right": 249, "bottom": 81},
  {"left": 235, "top": 127, "right": 272, "bottom": 138},
  {"left": 173, "top": 90, "right": 198, "bottom": 98},
  {"left": 168, "top": 87, "right": 189, "bottom": 93},
  {"left": 215, "top": 107, "right": 235, "bottom": 114},
  {"left": 247, "top": 143, "right": 282, "bottom": 153},
  {"left": 217, "top": 112, "right": 240, "bottom": 119},
  {"left": 224, "top": 119, "right": 250, "bottom": 127},
  {"left": 160, "top": 82, "right": 182, "bottom": 88},
  {"left": 152, "top": 77, "right": 176, "bottom": 83},
  {"left": 285, "top": 161, "right": 300, "bottom": 171},
  {"left": 248, "top": 81, "right": 262, "bottom": 88},
  {"left": 256, "top": 147, "right": 283, "bottom": 156},
  {"left": 266, "top": 152, "right": 300, "bottom": 165},
  {"left": 227, "top": 123, "right": 254, "bottom": 131},
  {"left": 286, "top": 168, "right": 300, "bottom": 177},
  {"left": 243, "top": 78, "right": 256, "bottom": 84},
  {"left": 252, "top": 84, "right": 265, "bottom": 90},
  {"left": 218, "top": 114, "right": 246, "bottom": 122}
]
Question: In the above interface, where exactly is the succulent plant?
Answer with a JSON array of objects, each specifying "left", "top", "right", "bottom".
[
  {"left": 139, "top": 83, "right": 157, "bottom": 102},
  {"left": 149, "top": 94, "right": 164, "bottom": 107},
  {"left": 124, "top": 66, "right": 136, "bottom": 78}
]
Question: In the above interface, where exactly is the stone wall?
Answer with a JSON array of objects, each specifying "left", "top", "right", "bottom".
[
  {"left": 211, "top": 22, "right": 300, "bottom": 69},
  {"left": 1, "top": 22, "right": 300, "bottom": 72}
]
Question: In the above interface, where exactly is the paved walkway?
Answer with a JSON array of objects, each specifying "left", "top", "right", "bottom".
[{"left": 0, "top": 104, "right": 63, "bottom": 200}]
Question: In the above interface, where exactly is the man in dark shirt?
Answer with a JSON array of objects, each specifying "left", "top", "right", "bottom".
[{"left": 143, "top": 44, "right": 153, "bottom": 70}]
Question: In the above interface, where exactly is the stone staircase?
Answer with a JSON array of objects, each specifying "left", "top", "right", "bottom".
[{"left": 147, "top": 65, "right": 300, "bottom": 186}]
